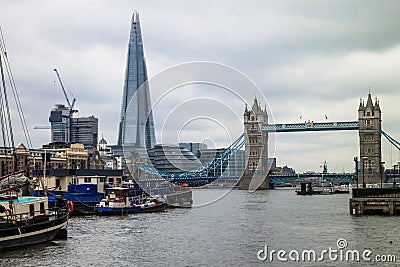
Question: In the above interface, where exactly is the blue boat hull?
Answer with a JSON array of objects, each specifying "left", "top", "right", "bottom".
[{"left": 95, "top": 203, "right": 167, "bottom": 215}]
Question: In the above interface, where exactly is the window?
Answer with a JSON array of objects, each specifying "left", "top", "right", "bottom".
[
  {"left": 108, "top": 178, "right": 114, "bottom": 184},
  {"left": 40, "top": 202, "right": 45, "bottom": 214},
  {"left": 56, "top": 179, "right": 61, "bottom": 188},
  {"left": 84, "top": 177, "right": 91, "bottom": 183},
  {"left": 29, "top": 204, "right": 35, "bottom": 217},
  {"left": 99, "top": 177, "right": 105, "bottom": 183}
]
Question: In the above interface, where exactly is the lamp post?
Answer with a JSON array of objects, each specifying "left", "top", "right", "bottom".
[
  {"left": 394, "top": 164, "right": 398, "bottom": 188},
  {"left": 362, "top": 157, "right": 368, "bottom": 189},
  {"left": 380, "top": 161, "right": 385, "bottom": 188},
  {"left": 354, "top": 157, "right": 359, "bottom": 189}
]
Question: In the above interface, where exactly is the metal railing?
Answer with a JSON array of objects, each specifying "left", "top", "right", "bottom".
[{"left": 0, "top": 205, "right": 68, "bottom": 225}]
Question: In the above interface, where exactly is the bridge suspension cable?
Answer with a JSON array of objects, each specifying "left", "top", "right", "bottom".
[
  {"left": 381, "top": 130, "right": 400, "bottom": 151},
  {"left": 134, "top": 134, "right": 245, "bottom": 182}
]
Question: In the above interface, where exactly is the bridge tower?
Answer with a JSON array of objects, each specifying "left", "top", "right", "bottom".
[
  {"left": 239, "top": 97, "right": 270, "bottom": 190},
  {"left": 358, "top": 90, "right": 382, "bottom": 185}
]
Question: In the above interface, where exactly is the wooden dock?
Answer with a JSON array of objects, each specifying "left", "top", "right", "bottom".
[{"left": 350, "top": 188, "right": 400, "bottom": 215}]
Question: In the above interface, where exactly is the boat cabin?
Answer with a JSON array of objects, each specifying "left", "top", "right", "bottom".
[
  {"left": 0, "top": 196, "right": 49, "bottom": 221},
  {"left": 105, "top": 187, "right": 130, "bottom": 200}
]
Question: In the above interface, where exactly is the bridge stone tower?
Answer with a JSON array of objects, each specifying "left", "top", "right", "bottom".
[
  {"left": 358, "top": 90, "right": 382, "bottom": 185},
  {"left": 239, "top": 97, "right": 270, "bottom": 190}
]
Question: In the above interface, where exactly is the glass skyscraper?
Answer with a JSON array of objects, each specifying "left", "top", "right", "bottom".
[
  {"left": 49, "top": 104, "right": 70, "bottom": 143},
  {"left": 117, "top": 11, "right": 156, "bottom": 150}
]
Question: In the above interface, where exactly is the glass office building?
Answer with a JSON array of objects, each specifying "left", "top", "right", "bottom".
[
  {"left": 117, "top": 11, "right": 156, "bottom": 151},
  {"left": 49, "top": 104, "right": 98, "bottom": 152},
  {"left": 70, "top": 116, "right": 98, "bottom": 152},
  {"left": 49, "top": 104, "right": 71, "bottom": 143}
]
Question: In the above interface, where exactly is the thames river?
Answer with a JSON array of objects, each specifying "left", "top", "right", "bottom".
[{"left": 1, "top": 189, "right": 399, "bottom": 266}]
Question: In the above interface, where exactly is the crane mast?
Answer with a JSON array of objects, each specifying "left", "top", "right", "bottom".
[
  {"left": 53, "top": 68, "right": 76, "bottom": 113},
  {"left": 52, "top": 68, "right": 77, "bottom": 144}
]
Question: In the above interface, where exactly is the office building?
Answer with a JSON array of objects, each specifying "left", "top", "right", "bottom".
[
  {"left": 48, "top": 104, "right": 98, "bottom": 152},
  {"left": 49, "top": 104, "right": 70, "bottom": 143},
  {"left": 179, "top": 142, "right": 207, "bottom": 155},
  {"left": 70, "top": 116, "right": 98, "bottom": 152},
  {"left": 117, "top": 11, "right": 156, "bottom": 151}
]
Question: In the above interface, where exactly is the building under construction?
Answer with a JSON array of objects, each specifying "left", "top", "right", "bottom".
[
  {"left": 48, "top": 104, "right": 98, "bottom": 153},
  {"left": 47, "top": 69, "right": 99, "bottom": 153}
]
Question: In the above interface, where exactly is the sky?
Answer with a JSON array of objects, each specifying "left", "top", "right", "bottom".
[{"left": 1, "top": 0, "right": 400, "bottom": 173}]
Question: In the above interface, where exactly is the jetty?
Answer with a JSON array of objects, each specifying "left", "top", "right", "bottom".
[{"left": 349, "top": 188, "right": 400, "bottom": 215}]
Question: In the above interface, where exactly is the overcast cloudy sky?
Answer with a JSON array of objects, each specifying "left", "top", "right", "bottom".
[{"left": 1, "top": 0, "right": 400, "bottom": 172}]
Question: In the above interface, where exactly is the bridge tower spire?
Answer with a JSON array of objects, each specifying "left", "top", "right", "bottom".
[
  {"left": 239, "top": 97, "right": 270, "bottom": 190},
  {"left": 358, "top": 89, "right": 382, "bottom": 185}
]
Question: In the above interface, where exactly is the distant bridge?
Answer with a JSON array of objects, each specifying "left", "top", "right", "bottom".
[
  {"left": 134, "top": 127, "right": 400, "bottom": 186},
  {"left": 269, "top": 173, "right": 355, "bottom": 183},
  {"left": 137, "top": 172, "right": 356, "bottom": 185}
]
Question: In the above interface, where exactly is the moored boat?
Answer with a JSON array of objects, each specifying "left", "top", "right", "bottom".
[
  {"left": 31, "top": 184, "right": 106, "bottom": 216},
  {"left": 95, "top": 187, "right": 166, "bottom": 215},
  {"left": 295, "top": 182, "right": 323, "bottom": 195},
  {"left": 333, "top": 185, "right": 350, "bottom": 194},
  {"left": 0, "top": 195, "right": 68, "bottom": 249}
]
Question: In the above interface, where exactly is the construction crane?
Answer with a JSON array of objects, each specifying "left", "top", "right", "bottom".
[
  {"left": 53, "top": 68, "right": 77, "bottom": 114},
  {"left": 34, "top": 126, "right": 51, "bottom": 130}
]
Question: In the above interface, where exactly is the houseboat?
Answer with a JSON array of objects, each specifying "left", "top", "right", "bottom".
[
  {"left": 0, "top": 195, "right": 68, "bottom": 249},
  {"left": 95, "top": 187, "right": 166, "bottom": 215}
]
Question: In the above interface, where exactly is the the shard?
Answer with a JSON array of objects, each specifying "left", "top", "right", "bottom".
[{"left": 117, "top": 11, "right": 156, "bottom": 150}]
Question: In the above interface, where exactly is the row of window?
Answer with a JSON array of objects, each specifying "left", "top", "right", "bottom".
[
  {"left": 250, "top": 150, "right": 259, "bottom": 156},
  {"left": 249, "top": 138, "right": 259, "bottom": 144},
  {"left": 248, "top": 161, "right": 259, "bottom": 167},
  {"left": 29, "top": 202, "right": 46, "bottom": 217},
  {"left": 364, "top": 135, "right": 375, "bottom": 141},
  {"left": 55, "top": 177, "right": 122, "bottom": 188},
  {"left": 82, "top": 177, "right": 121, "bottom": 184}
]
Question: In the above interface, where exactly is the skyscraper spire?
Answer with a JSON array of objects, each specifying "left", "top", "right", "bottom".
[{"left": 117, "top": 11, "right": 156, "bottom": 150}]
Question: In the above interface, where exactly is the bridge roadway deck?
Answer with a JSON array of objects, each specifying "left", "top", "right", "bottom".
[
  {"left": 263, "top": 121, "right": 359, "bottom": 132},
  {"left": 137, "top": 172, "right": 357, "bottom": 183}
]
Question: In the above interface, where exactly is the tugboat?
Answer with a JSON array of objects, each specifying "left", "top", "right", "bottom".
[
  {"left": 0, "top": 193, "right": 68, "bottom": 249},
  {"left": 295, "top": 182, "right": 323, "bottom": 195},
  {"left": 95, "top": 187, "right": 166, "bottom": 215}
]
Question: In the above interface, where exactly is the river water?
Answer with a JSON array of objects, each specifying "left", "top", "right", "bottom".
[{"left": 1, "top": 189, "right": 399, "bottom": 266}]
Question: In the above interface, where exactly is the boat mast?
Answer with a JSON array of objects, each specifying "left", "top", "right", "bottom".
[
  {"left": 0, "top": 51, "right": 15, "bottom": 173},
  {"left": 0, "top": 53, "right": 8, "bottom": 157}
]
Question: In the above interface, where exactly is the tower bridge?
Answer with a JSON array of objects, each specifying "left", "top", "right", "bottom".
[
  {"left": 238, "top": 90, "right": 387, "bottom": 190},
  {"left": 134, "top": 90, "right": 399, "bottom": 190}
]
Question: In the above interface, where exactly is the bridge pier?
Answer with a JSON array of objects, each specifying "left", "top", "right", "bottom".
[
  {"left": 349, "top": 188, "right": 400, "bottom": 216},
  {"left": 238, "top": 175, "right": 270, "bottom": 190}
]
